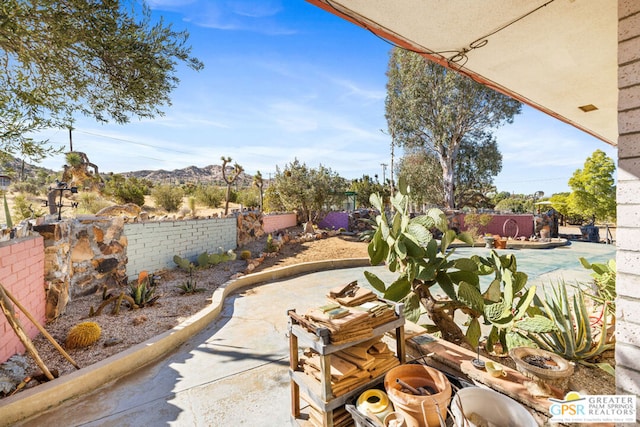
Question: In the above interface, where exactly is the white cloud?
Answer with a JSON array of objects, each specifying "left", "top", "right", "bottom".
[
  {"left": 330, "top": 77, "right": 386, "bottom": 103},
  {"left": 150, "top": 0, "right": 296, "bottom": 35}
]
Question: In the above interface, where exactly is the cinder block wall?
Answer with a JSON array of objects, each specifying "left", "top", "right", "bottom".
[
  {"left": 617, "top": 0, "right": 640, "bottom": 417},
  {"left": 263, "top": 213, "right": 297, "bottom": 234},
  {"left": 124, "top": 217, "right": 236, "bottom": 278},
  {"left": 0, "top": 236, "right": 45, "bottom": 363}
]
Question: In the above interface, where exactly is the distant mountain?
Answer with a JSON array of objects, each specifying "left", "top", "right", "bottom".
[
  {"left": 0, "top": 156, "right": 55, "bottom": 181},
  {"left": 121, "top": 164, "right": 255, "bottom": 186},
  {"left": 1, "top": 154, "right": 258, "bottom": 187}
]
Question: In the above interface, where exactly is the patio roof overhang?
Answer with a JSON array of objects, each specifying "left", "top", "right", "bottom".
[{"left": 306, "top": 0, "right": 618, "bottom": 146}]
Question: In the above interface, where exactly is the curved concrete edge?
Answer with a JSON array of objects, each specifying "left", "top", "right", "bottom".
[
  {"left": 0, "top": 258, "right": 372, "bottom": 426},
  {"left": 449, "top": 238, "right": 569, "bottom": 250}
]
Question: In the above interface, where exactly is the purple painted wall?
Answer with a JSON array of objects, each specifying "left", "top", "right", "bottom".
[
  {"left": 454, "top": 213, "right": 534, "bottom": 238},
  {"left": 318, "top": 211, "right": 349, "bottom": 231}
]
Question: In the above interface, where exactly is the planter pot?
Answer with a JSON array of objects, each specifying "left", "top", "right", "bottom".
[
  {"left": 384, "top": 411, "right": 406, "bottom": 427},
  {"left": 451, "top": 387, "right": 537, "bottom": 427},
  {"left": 384, "top": 364, "right": 452, "bottom": 427},
  {"left": 483, "top": 237, "right": 495, "bottom": 249},
  {"left": 540, "top": 227, "right": 551, "bottom": 240},
  {"left": 494, "top": 239, "right": 507, "bottom": 249},
  {"left": 509, "top": 347, "right": 574, "bottom": 397}
]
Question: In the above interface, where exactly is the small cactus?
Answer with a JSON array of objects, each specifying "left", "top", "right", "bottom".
[
  {"left": 65, "top": 322, "right": 101, "bottom": 349},
  {"left": 129, "top": 271, "right": 160, "bottom": 307},
  {"left": 240, "top": 250, "right": 252, "bottom": 260},
  {"left": 173, "top": 255, "right": 192, "bottom": 270}
]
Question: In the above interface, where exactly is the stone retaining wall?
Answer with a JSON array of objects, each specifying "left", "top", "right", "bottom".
[
  {"left": 0, "top": 236, "right": 45, "bottom": 364},
  {"left": 237, "top": 212, "right": 264, "bottom": 246},
  {"left": 34, "top": 216, "right": 128, "bottom": 321}
]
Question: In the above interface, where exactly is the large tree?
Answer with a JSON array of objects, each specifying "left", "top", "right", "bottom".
[
  {"left": 454, "top": 131, "right": 502, "bottom": 208},
  {"left": 0, "top": 0, "right": 203, "bottom": 162},
  {"left": 397, "top": 148, "right": 443, "bottom": 208},
  {"left": 266, "top": 159, "right": 347, "bottom": 222},
  {"left": 567, "top": 149, "right": 616, "bottom": 223},
  {"left": 397, "top": 130, "right": 502, "bottom": 209},
  {"left": 385, "top": 47, "right": 520, "bottom": 208}
]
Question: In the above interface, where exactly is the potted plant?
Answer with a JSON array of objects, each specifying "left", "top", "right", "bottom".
[{"left": 483, "top": 233, "right": 495, "bottom": 248}]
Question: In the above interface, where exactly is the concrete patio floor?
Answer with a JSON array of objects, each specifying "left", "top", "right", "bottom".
[{"left": 3, "top": 241, "right": 615, "bottom": 426}]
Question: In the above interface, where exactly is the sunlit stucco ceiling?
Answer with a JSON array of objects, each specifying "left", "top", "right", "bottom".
[{"left": 307, "top": 0, "right": 618, "bottom": 145}]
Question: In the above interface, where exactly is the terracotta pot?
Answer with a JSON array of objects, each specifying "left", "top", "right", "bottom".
[
  {"left": 384, "top": 364, "right": 452, "bottom": 427},
  {"left": 494, "top": 239, "right": 507, "bottom": 249}
]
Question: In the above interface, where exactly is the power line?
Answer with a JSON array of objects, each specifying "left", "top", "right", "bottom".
[{"left": 76, "top": 130, "right": 196, "bottom": 156}]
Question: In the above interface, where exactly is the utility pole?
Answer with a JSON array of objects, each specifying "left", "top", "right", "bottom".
[{"left": 389, "top": 139, "right": 395, "bottom": 199}]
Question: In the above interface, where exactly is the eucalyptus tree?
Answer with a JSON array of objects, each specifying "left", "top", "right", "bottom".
[
  {"left": 397, "top": 130, "right": 502, "bottom": 209},
  {"left": 397, "top": 148, "right": 444, "bottom": 208},
  {"left": 385, "top": 47, "right": 520, "bottom": 208},
  {"left": 454, "top": 131, "right": 502, "bottom": 208},
  {"left": 0, "top": 0, "right": 203, "bottom": 162}
]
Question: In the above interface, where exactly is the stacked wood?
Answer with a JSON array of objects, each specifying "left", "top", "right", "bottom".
[
  {"left": 300, "top": 337, "right": 399, "bottom": 397},
  {"left": 306, "top": 405, "right": 352, "bottom": 427}
]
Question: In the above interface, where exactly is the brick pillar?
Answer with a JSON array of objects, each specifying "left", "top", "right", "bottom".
[{"left": 616, "top": 0, "right": 640, "bottom": 418}]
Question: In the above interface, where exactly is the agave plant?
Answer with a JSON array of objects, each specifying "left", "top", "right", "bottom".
[
  {"left": 129, "top": 271, "right": 160, "bottom": 307},
  {"left": 526, "top": 281, "right": 614, "bottom": 375}
]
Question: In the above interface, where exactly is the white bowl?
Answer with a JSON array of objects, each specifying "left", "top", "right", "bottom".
[{"left": 451, "top": 387, "right": 538, "bottom": 427}]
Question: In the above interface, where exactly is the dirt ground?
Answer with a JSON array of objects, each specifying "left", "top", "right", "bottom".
[{"left": 2, "top": 228, "right": 614, "bottom": 399}]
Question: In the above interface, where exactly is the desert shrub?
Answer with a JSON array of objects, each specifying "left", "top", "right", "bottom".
[
  {"left": 464, "top": 213, "right": 493, "bottom": 239},
  {"left": 10, "top": 180, "right": 42, "bottom": 196},
  {"left": 236, "top": 187, "right": 260, "bottom": 209},
  {"left": 77, "top": 193, "right": 111, "bottom": 214},
  {"left": 194, "top": 185, "right": 224, "bottom": 208},
  {"left": 12, "top": 194, "right": 45, "bottom": 220},
  {"left": 104, "top": 176, "right": 147, "bottom": 206},
  {"left": 494, "top": 198, "right": 528, "bottom": 213},
  {"left": 152, "top": 184, "right": 184, "bottom": 212}
]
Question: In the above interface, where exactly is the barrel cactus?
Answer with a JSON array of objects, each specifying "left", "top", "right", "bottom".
[{"left": 65, "top": 321, "right": 101, "bottom": 349}]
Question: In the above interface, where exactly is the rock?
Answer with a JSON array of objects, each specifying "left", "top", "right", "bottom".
[
  {"left": 96, "top": 203, "right": 141, "bottom": 218},
  {"left": 103, "top": 338, "right": 123, "bottom": 347}
]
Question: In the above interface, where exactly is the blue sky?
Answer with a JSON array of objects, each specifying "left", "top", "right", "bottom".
[{"left": 37, "top": 0, "right": 617, "bottom": 197}]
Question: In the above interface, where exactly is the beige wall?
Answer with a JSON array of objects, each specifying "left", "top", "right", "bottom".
[{"left": 616, "top": 0, "right": 640, "bottom": 417}]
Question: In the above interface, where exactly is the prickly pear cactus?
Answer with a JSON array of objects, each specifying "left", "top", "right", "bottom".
[{"left": 173, "top": 255, "right": 192, "bottom": 270}]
